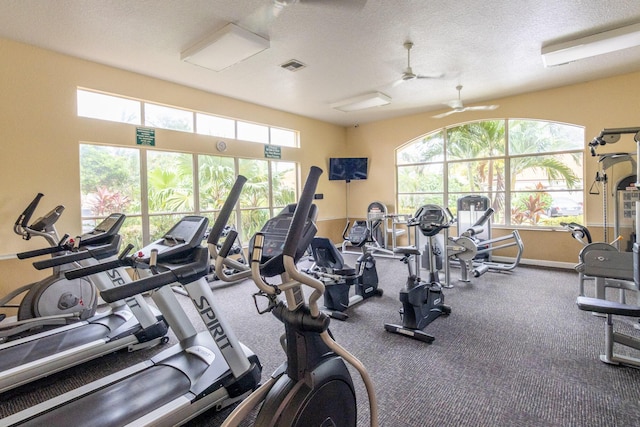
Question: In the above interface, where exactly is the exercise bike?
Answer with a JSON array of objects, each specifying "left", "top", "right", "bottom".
[
  {"left": 307, "top": 220, "right": 383, "bottom": 320},
  {"left": 1, "top": 193, "right": 98, "bottom": 326},
  {"left": 384, "top": 204, "right": 453, "bottom": 343},
  {"left": 221, "top": 166, "right": 378, "bottom": 427}
]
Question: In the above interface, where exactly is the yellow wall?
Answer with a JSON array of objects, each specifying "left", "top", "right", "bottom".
[
  {"left": 2, "top": 36, "right": 640, "bottom": 299},
  {"left": 0, "top": 38, "right": 347, "bottom": 297}
]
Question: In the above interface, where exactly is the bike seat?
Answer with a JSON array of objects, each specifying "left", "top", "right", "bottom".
[{"left": 394, "top": 246, "right": 421, "bottom": 256}]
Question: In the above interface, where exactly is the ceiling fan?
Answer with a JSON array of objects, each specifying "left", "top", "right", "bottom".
[
  {"left": 393, "top": 41, "right": 443, "bottom": 87},
  {"left": 432, "top": 85, "right": 499, "bottom": 118}
]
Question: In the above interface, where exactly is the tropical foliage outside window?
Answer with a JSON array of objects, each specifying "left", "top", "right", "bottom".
[
  {"left": 79, "top": 144, "right": 297, "bottom": 249},
  {"left": 396, "top": 119, "right": 584, "bottom": 227}
]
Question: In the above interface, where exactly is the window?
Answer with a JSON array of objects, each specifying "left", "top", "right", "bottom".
[
  {"left": 396, "top": 119, "right": 584, "bottom": 227},
  {"left": 196, "top": 113, "right": 235, "bottom": 139},
  {"left": 144, "top": 103, "right": 194, "bottom": 133},
  {"left": 77, "top": 88, "right": 299, "bottom": 147},
  {"left": 79, "top": 144, "right": 297, "bottom": 248},
  {"left": 79, "top": 144, "right": 143, "bottom": 249},
  {"left": 237, "top": 121, "right": 269, "bottom": 144},
  {"left": 77, "top": 90, "right": 141, "bottom": 125},
  {"left": 147, "top": 150, "right": 195, "bottom": 240},
  {"left": 270, "top": 127, "right": 298, "bottom": 147}
]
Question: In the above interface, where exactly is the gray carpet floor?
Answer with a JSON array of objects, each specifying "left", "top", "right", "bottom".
[{"left": 2, "top": 254, "right": 640, "bottom": 426}]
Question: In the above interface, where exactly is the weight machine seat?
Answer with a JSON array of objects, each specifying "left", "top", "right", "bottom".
[
  {"left": 310, "top": 237, "right": 356, "bottom": 277},
  {"left": 393, "top": 246, "right": 421, "bottom": 256},
  {"left": 576, "top": 296, "right": 640, "bottom": 317}
]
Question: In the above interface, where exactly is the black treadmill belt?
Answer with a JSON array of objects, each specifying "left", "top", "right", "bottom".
[
  {"left": 0, "top": 318, "right": 125, "bottom": 370},
  {"left": 20, "top": 365, "right": 192, "bottom": 427}
]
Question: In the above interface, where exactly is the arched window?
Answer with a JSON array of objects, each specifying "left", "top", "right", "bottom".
[{"left": 396, "top": 119, "right": 584, "bottom": 227}]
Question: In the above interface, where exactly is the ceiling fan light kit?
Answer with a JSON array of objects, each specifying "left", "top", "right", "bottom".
[
  {"left": 542, "top": 22, "right": 640, "bottom": 67},
  {"left": 181, "top": 22, "right": 270, "bottom": 72},
  {"left": 330, "top": 92, "right": 391, "bottom": 112}
]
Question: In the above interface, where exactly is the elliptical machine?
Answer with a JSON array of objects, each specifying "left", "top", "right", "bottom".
[
  {"left": 221, "top": 166, "right": 378, "bottom": 427},
  {"left": 1, "top": 193, "right": 99, "bottom": 325},
  {"left": 308, "top": 220, "right": 382, "bottom": 320},
  {"left": 384, "top": 204, "right": 453, "bottom": 343}
]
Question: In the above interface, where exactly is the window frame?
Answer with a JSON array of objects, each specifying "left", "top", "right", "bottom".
[{"left": 396, "top": 119, "right": 585, "bottom": 228}]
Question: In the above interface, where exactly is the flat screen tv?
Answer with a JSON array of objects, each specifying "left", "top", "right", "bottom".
[{"left": 328, "top": 157, "right": 368, "bottom": 181}]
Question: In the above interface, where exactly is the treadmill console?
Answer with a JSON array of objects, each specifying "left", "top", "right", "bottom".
[
  {"left": 138, "top": 216, "right": 209, "bottom": 261},
  {"left": 79, "top": 213, "right": 126, "bottom": 246}
]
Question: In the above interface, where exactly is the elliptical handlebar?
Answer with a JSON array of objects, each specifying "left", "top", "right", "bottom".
[
  {"left": 207, "top": 175, "right": 247, "bottom": 246},
  {"left": 283, "top": 166, "right": 322, "bottom": 258},
  {"left": 14, "top": 193, "right": 44, "bottom": 228}
]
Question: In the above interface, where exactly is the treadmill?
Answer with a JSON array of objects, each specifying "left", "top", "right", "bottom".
[
  {"left": 0, "top": 213, "right": 168, "bottom": 394},
  {"left": 4, "top": 214, "right": 262, "bottom": 427}
]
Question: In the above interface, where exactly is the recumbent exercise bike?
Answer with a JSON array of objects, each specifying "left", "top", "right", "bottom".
[{"left": 307, "top": 220, "right": 383, "bottom": 320}]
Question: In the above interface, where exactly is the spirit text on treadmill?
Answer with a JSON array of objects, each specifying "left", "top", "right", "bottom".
[{"left": 195, "top": 296, "right": 232, "bottom": 350}]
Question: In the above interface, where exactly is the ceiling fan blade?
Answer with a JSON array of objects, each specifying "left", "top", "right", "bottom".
[
  {"left": 432, "top": 110, "right": 459, "bottom": 119},
  {"left": 465, "top": 105, "right": 499, "bottom": 111},
  {"left": 298, "top": 0, "right": 367, "bottom": 9},
  {"left": 416, "top": 72, "right": 444, "bottom": 79},
  {"left": 391, "top": 78, "right": 406, "bottom": 88}
]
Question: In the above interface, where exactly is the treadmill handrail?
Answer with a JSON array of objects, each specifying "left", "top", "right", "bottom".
[
  {"left": 64, "top": 244, "right": 135, "bottom": 279},
  {"left": 101, "top": 247, "right": 210, "bottom": 303},
  {"left": 16, "top": 235, "right": 71, "bottom": 259},
  {"left": 34, "top": 235, "right": 122, "bottom": 270}
]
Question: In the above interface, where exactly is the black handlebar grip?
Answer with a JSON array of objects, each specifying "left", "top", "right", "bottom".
[
  {"left": 16, "top": 193, "right": 44, "bottom": 227},
  {"left": 102, "top": 270, "right": 177, "bottom": 303},
  {"left": 472, "top": 207, "right": 495, "bottom": 228},
  {"left": 283, "top": 166, "right": 322, "bottom": 258},
  {"left": 33, "top": 250, "right": 92, "bottom": 270},
  {"left": 64, "top": 258, "right": 124, "bottom": 279},
  {"left": 17, "top": 245, "right": 67, "bottom": 260},
  {"left": 218, "top": 229, "right": 238, "bottom": 258},
  {"left": 101, "top": 247, "right": 210, "bottom": 302},
  {"left": 207, "top": 175, "right": 247, "bottom": 246}
]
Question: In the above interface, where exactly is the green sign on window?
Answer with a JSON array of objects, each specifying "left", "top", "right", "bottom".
[
  {"left": 264, "top": 145, "right": 281, "bottom": 159},
  {"left": 136, "top": 127, "right": 156, "bottom": 146}
]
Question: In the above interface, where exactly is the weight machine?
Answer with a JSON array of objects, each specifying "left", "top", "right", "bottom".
[
  {"left": 446, "top": 196, "right": 524, "bottom": 284},
  {"left": 577, "top": 127, "right": 640, "bottom": 368}
]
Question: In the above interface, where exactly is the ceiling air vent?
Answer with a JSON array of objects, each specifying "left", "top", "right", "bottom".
[{"left": 280, "top": 59, "right": 306, "bottom": 72}]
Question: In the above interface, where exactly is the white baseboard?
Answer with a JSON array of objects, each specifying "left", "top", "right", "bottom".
[{"left": 491, "top": 255, "right": 576, "bottom": 271}]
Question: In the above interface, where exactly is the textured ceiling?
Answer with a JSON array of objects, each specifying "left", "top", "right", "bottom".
[{"left": 1, "top": 0, "right": 640, "bottom": 126}]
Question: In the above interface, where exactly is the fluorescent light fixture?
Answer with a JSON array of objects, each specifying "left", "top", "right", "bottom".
[
  {"left": 542, "top": 22, "right": 640, "bottom": 67},
  {"left": 181, "top": 23, "right": 269, "bottom": 72},
  {"left": 330, "top": 92, "right": 391, "bottom": 112}
]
